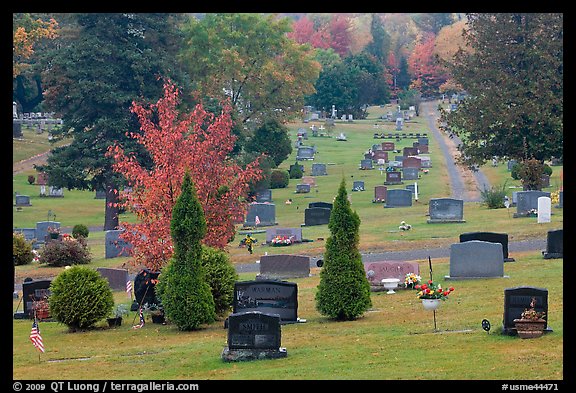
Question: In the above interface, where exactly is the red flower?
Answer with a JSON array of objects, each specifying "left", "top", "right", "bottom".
[
  {"left": 414, "top": 284, "right": 421, "bottom": 289},
  {"left": 443, "top": 291, "right": 450, "bottom": 296},
  {"left": 449, "top": 287, "right": 455, "bottom": 292},
  {"left": 428, "top": 279, "right": 433, "bottom": 284},
  {"left": 425, "top": 288, "right": 430, "bottom": 294},
  {"left": 421, "top": 284, "right": 428, "bottom": 290}
]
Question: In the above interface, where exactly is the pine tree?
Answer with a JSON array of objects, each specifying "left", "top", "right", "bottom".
[
  {"left": 155, "top": 172, "right": 215, "bottom": 331},
  {"left": 315, "top": 178, "right": 372, "bottom": 320}
]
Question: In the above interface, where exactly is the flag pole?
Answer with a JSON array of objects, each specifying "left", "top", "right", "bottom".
[{"left": 428, "top": 256, "right": 437, "bottom": 332}]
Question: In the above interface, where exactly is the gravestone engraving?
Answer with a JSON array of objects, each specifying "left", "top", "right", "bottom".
[
  {"left": 308, "top": 202, "right": 333, "bottom": 210},
  {"left": 514, "top": 191, "right": 550, "bottom": 217},
  {"left": 105, "top": 229, "right": 133, "bottom": 258},
  {"left": 374, "top": 185, "right": 387, "bottom": 203},
  {"left": 352, "top": 181, "right": 365, "bottom": 191},
  {"left": 385, "top": 189, "right": 412, "bottom": 207},
  {"left": 459, "top": 232, "right": 514, "bottom": 262},
  {"left": 364, "top": 261, "right": 420, "bottom": 292},
  {"left": 427, "top": 198, "right": 465, "bottom": 223},
  {"left": 502, "top": 286, "right": 551, "bottom": 335},
  {"left": 537, "top": 196, "right": 551, "bottom": 223},
  {"left": 542, "top": 229, "right": 563, "bottom": 259},
  {"left": 97, "top": 268, "right": 129, "bottom": 291},
  {"left": 245, "top": 203, "right": 276, "bottom": 227},
  {"left": 266, "top": 227, "right": 302, "bottom": 243},
  {"left": 257, "top": 254, "right": 310, "bottom": 280},
  {"left": 446, "top": 241, "right": 505, "bottom": 279},
  {"left": 402, "top": 167, "right": 419, "bottom": 180},
  {"left": 296, "top": 184, "right": 311, "bottom": 193},
  {"left": 233, "top": 280, "right": 299, "bottom": 323},
  {"left": 384, "top": 171, "right": 402, "bottom": 185},
  {"left": 304, "top": 207, "right": 331, "bottom": 226},
  {"left": 311, "top": 163, "right": 327, "bottom": 176}
]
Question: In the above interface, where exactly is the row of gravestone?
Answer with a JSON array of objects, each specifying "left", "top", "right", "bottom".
[{"left": 244, "top": 201, "right": 333, "bottom": 228}]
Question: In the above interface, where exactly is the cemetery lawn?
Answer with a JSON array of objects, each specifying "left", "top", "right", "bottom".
[
  {"left": 13, "top": 251, "right": 563, "bottom": 380},
  {"left": 13, "top": 102, "right": 564, "bottom": 380}
]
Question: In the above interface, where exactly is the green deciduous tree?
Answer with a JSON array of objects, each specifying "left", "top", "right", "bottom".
[{"left": 315, "top": 178, "right": 372, "bottom": 321}]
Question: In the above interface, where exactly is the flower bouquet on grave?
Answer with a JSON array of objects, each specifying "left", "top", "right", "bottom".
[
  {"left": 514, "top": 297, "right": 546, "bottom": 338},
  {"left": 270, "top": 235, "right": 293, "bottom": 247},
  {"left": 415, "top": 280, "right": 454, "bottom": 300},
  {"left": 404, "top": 272, "right": 421, "bottom": 289},
  {"left": 47, "top": 226, "right": 61, "bottom": 239}
]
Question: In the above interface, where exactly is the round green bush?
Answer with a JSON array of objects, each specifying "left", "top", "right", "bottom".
[
  {"left": 200, "top": 245, "right": 238, "bottom": 317},
  {"left": 48, "top": 266, "right": 114, "bottom": 331},
  {"left": 270, "top": 169, "right": 289, "bottom": 189},
  {"left": 38, "top": 237, "right": 91, "bottom": 267},
  {"left": 72, "top": 224, "right": 89, "bottom": 239},
  {"left": 13, "top": 232, "right": 34, "bottom": 266}
]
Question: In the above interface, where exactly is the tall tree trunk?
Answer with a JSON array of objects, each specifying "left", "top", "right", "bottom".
[{"left": 104, "top": 183, "right": 120, "bottom": 230}]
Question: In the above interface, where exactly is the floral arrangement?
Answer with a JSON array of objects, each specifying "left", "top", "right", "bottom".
[
  {"left": 415, "top": 280, "right": 454, "bottom": 300},
  {"left": 47, "top": 226, "right": 60, "bottom": 234},
  {"left": 519, "top": 297, "right": 546, "bottom": 321},
  {"left": 399, "top": 221, "right": 412, "bottom": 230},
  {"left": 527, "top": 208, "right": 538, "bottom": 216},
  {"left": 550, "top": 191, "right": 560, "bottom": 205},
  {"left": 404, "top": 272, "right": 421, "bottom": 288},
  {"left": 270, "top": 235, "right": 294, "bottom": 247}
]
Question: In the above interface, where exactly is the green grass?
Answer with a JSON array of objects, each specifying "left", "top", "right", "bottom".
[{"left": 12, "top": 102, "right": 564, "bottom": 380}]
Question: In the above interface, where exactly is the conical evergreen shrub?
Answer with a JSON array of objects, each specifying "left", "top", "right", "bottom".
[
  {"left": 315, "top": 178, "right": 372, "bottom": 320},
  {"left": 155, "top": 172, "right": 215, "bottom": 330}
]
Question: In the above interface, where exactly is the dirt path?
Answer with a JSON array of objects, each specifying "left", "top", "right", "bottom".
[{"left": 13, "top": 151, "right": 50, "bottom": 175}]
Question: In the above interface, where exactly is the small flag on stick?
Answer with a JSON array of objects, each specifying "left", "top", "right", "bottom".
[
  {"left": 126, "top": 280, "right": 133, "bottom": 299},
  {"left": 30, "top": 318, "right": 45, "bottom": 353},
  {"left": 132, "top": 308, "right": 145, "bottom": 329},
  {"left": 255, "top": 215, "right": 260, "bottom": 226}
]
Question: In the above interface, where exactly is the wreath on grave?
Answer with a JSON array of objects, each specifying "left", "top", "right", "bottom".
[{"left": 270, "top": 235, "right": 294, "bottom": 247}]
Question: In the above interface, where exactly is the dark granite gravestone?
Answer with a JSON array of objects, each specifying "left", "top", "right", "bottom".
[
  {"left": 360, "top": 159, "right": 373, "bottom": 170},
  {"left": 514, "top": 190, "right": 550, "bottom": 217},
  {"left": 222, "top": 311, "right": 287, "bottom": 362},
  {"left": 257, "top": 254, "right": 310, "bottom": 280},
  {"left": 308, "top": 202, "right": 333, "bottom": 210},
  {"left": 232, "top": 280, "right": 299, "bottom": 323},
  {"left": 542, "top": 229, "right": 563, "bottom": 259},
  {"left": 403, "top": 146, "right": 418, "bottom": 157},
  {"left": 133, "top": 269, "right": 161, "bottom": 307},
  {"left": 364, "top": 261, "right": 420, "bottom": 292},
  {"left": 459, "top": 232, "right": 514, "bottom": 262},
  {"left": 384, "top": 171, "right": 402, "bottom": 185},
  {"left": 296, "top": 184, "right": 311, "bottom": 193},
  {"left": 256, "top": 189, "right": 273, "bottom": 203},
  {"left": 402, "top": 156, "right": 421, "bottom": 169},
  {"left": 417, "top": 144, "right": 429, "bottom": 154},
  {"left": 304, "top": 207, "right": 331, "bottom": 226},
  {"left": 14, "top": 279, "right": 52, "bottom": 319},
  {"left": 385, "top": 189, "right": 412, "bottom": 207},
  {"left": 402, "top": 167, "right": 419, "bottom": 180},
  {"left": 296, "top": 146, "right": 315, "bottom": 160},
  {"left": 381, "top": 142, "right": 395, "bottom": 151},
  {"left": 352, "top": 181, "right": 365, "bottom": 191},
  {"left": 372, "top": 150, "right": 388, "bottom": 162},
  {"left": 105, "top": 229, "right": 133, "bottom": 258},
  {"left": 446, "top": 241, "right": 505, "bottom": 279},
  {"left": 311, "top": 163, "right": 327, "bottom": 176},
  {"left": 427, "top": 198, "right": 465, "bottom": 223},
  {"left": 373, "top": 185, "right": 387, "bottom": 203},
  {"left": 97, "top": 267, "right": 129, "bottom": 291},
  {"left": 266, "top": 227, "right": 302, "bottom": 243},
  {"left": 244, "top": 202, "right": 276, "bottom": 227},
  {"left": 418, "top": 137, "right": 429, "bottom": 146},
  {"left": 15, "top": 195, "right": 31, "bottom": 206},
  {"left": 502, "top": 286, "right": 551, "bottom": 336}
]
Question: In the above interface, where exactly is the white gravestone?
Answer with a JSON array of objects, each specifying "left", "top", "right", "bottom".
[{"left": 537, "top": 196, "right": 551, "bottom": 223}]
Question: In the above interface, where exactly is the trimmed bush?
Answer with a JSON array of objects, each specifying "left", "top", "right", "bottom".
[
  {"left": 72, "top": 224, "right": 89, "bottom": 239},
  {"left": 13, "top": 232, "right": 34, "bottom": 266},
  {"left": 289, "top": 162, "right": 303, "bottom": 179},
  {"left": 201, "top": 245, "right": 238, "bottom": 317},
  {"left": 270, "top": 169, "right": 289, "bottom": 189},
  {"left": 38, "top": 237, "right": 91, "bottom": 267},
  {"left": 48, "top": 265, "right": 114, "bottom": 331}
]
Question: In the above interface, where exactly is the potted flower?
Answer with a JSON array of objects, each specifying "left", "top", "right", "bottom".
[
  {"left": 415, "top": 280, "right": 454, "bottom": 310},
  {"left": 404, "top": 272, "right": 421, "bottom": 289},
  {"left": 144, "top": 303, "right": 165, "bottom": 324},
  {"left": 513, "top": 297, "right": 546, "bottom": 338},
  {"left": 107, "top": 304, "right": 129, "bottom": 327},
  {"left": 47, "top": 226, "right": 61, "bottom": 239}
]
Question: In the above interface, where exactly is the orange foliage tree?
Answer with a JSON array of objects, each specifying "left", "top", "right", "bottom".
[{"left": 107, "top": 79, "right": 263, "bottom": 271}]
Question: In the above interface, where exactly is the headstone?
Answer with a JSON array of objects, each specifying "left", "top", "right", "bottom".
[
  {"left": 94, "top": 189, "right": 107, "bottom": 199},
  {"left": 417, "top": 144, "right": 429, "bottom": 154},
  {"left": 13, "top": 120, "right": 22, "bottom": 138},
  {"left": 403, "top": 147, "right": 419, "bottom": 157},
  {"left": 304, "top": 207, "right": 331, "bottom": 226},
  {"left": 48, "top": 186, "right": 64, "bottom": 197},
  {"left": 373, "top": 185, "right": 387, "bottom": 203},
  {"left": 308, "top": 202, "right": 333, "bottom": 210},
  {"left": 96, "top": 268, "right": 129, "bottom": 291},
  {"left": 296, "top": 146, "right": 315, "bottom": 161},
  {"left": 266, "top": 227, "right": 303, "bottom": 244},
  {"left": 542, "top": 229, "right": 563, "bottom": 259},
  {"left": 384, "top": 171, "right": 402, "bottom": 185},
  {"left": 35, "top": 221, "right": 60, "bottom": 243},
  {"left": 557, "top": 191, "right": 563, "bottom": 208},
  {"left": 222, "top": 311, "right": 287, "bottom": 362},
  {"left": 364, "top": 261, "right": 420, "bottom": 292},
  {"left": 427, "top": 198, "right": 465, "bottom": 223},
  {"left": 419, "top": 156, "right": 432, "bottom": 168},
  {"left": 537, "top": 197, "right": 551, "bottom": 223},
  {"left": 402, "top": 167, "right": 419, "bottom": 180},
  {"left": 13, "top": 228, "right": 36, "bottom": 242},
  {"left": 296, "top": 184, "right": 311, "bottom": 193},
  {"left": 256, "top": 189, "right": 273, "bottom": 203},
  {"left": 105, "top": 229, "right": 133, "bottom": 258},
  {"left": 540, "top": 174, "right": 550, "bottom": 188},
  {"left": 360, "top": 159, "right": 373, "bottom": 170},
  {"left": 257, "top": 254, "right": 310, "bottom": 280},
  {"left": 16, "top": 279, "right": 51, "bottom": 319},
  {"left": 502, "top": 286, "right": 551, "bottom": 335},
  {"left": 446, "top": 241, "right": 505, "bottom": 279},
  {"left": 14, "top": 195, "right": 31, "bottom": 206},
  {"left": 418, "top": 137, "right": 429, "bottom": 146},
  {"left": 385, "top": 189, "right": 412, "bottom": 208},
  {"left": 352, "top": 181, "right": 365, "bottom": 191},
  {"left": 381, "top": 142, "right": 395, "bottom": 151},
  {"left": 372, "top": 150, "right": 388, "bottom": 162},
  {"left": 507, "top": 159, "right": 518, "bottom": 171},
  {"left": 311, "top": 163, "right": 327, "bottom": 176},
  {"left": 232, "top": 280, "right": 299, "bottom": 323},
  {"left": 514, "top": 191, "right": 550, "bottom": 217},
  {"left": 245, "top": 202, "right": 276, "bottom": 227},
  {"left": 300, "top": 176, "right": 316, "bottom": 187},
  {"left": 395, "top": 118, "right": 403, "bottom": 130},
  {"left": 459, "top": 232, "right": 514, "bottom": 262}
]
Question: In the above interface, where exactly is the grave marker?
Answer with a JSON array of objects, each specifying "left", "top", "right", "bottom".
[
  {"left": 266, "top": 227, "right": 302, "bottom": 244},
  {"left": 514, "top": 191, "right": 550, "bottom": 217},
  {"left": 257, "top": 254, "right": 310, "bottom": 280},
  {"left": 97, "top": 268, "right": 129, "bottom": 291},
  {"left": 304, "top": 207, "right": 331, "bottom": 226},
  {"left": 446, "top": 241, "right": 505, "bottom": 279},
  {"left": 502, "top": 286, "right": 551, "bottom": 335},
  {"left": 542, "top": 229, "right": 563, "bottom": 259},
  {"left": 373, "top": 185, "right": 387, "bottom": 203},
  {"left": 427, "top": 198, "right": 465, "bottom": 223},
  {"left": 311, "top": 163, "right": 327, "bottom": 176},
  {"left": 537, "top": 196, "right": 551, "bottom": 223},
  {"left": 245, "top": 203, "right": 276, "bottom": 227},
  {"left": 232, "top": 280, "right": 299, "bottom": 323},
  {"left": 105, "top": 229, "right": 133, "bottom": 259},
  {"left": 459, "top": 232, "right": 514, "bottom": 262},
  {"left": 385, "top": 189, "right": 412, "bottom": 207},
  {"left": 364, "top": 261, "right": 420, "bottom": 292}
]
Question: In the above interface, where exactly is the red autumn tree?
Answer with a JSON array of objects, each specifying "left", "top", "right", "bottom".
[
  {"left": 107, "top": 79, "right": 263, "bottom": 271},
  {"left": 408, "top": 32, "right": 448, "bottom": 96}
]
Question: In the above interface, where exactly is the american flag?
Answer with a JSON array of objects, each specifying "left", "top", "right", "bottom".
[
  {"left": 132, "top": 308, "right": 145, "bottom": 329},
  {"left": 30, "top": 318, "right": 45, "bottom": 353},
  {"left": 255, "top": 215, "right": 260, "bottom": 226},
  {"left": 126, "top": 280, "right": 133, "bottom": 298}
]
